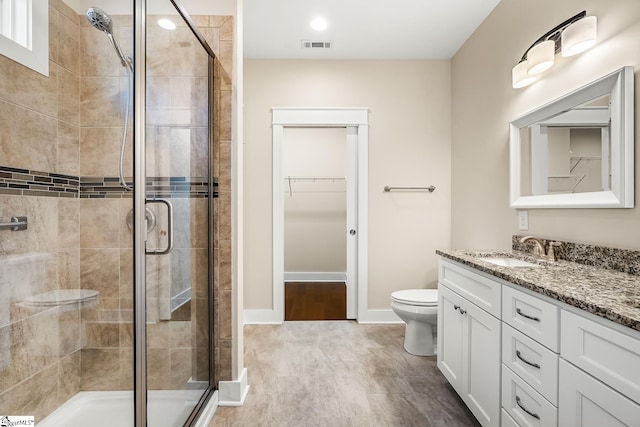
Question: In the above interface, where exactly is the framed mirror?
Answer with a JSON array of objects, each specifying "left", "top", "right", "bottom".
[{"left": 510, "top": 66, "right": 634, "bottom": 208}]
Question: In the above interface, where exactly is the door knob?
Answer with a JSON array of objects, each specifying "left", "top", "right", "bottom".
[{"left": 349, "top": 229, "right": 356, "bottom": 236}]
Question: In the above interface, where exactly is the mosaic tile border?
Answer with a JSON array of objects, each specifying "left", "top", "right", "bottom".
[
  {"left": 0, "top": 166, "right": 216, "bottom": 199},
  {"left": 0, "top": 166, "right": 79, "bottom": 198},
  {"left": 513, "top": 235, "right": 640, "bottom": 276}
]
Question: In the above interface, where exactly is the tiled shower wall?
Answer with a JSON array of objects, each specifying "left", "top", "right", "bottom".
[
  {"left": 0, "top": 0, "right": 234, "bottom": 419},
  {"left": 0, "top": 0, "right": 82, "bottom": 420}
]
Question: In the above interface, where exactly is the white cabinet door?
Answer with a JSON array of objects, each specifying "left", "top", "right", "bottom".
[
  {"left": 438, "top": 284, "right": 464, "bottom": 393},
  {"left": 463, "top": 297, "right": 501, "bottom": 427},
  {"left": 559, "top": 359, "right": 640, "bottom": 427}
]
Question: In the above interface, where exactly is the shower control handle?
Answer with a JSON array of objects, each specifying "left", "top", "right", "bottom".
[
  {"left": 349, "top": 229, "right": 357, "bottom": 236},
  {"left": 145, "top": 199, "right": 174, "bottom": 255}
]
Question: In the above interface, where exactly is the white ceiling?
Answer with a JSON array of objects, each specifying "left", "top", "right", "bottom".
[{"left": 243, "top": 0, "right": 501, "bottom": 59}]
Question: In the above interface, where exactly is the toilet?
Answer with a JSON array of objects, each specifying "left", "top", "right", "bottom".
[{"left": 391, "top": 289, "right": 438, "bottom": 356}]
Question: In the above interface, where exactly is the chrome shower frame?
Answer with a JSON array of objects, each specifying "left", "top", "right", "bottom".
[{"left": 133, "top": 0, "right": 218, "bottom": 426}]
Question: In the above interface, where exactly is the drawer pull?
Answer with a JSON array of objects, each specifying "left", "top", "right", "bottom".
[
  {"left": 516, "top": 308, "right": 540, "bottom": 322},
  {"left": 453, "top": 304, "right": 460, "bottom": 311},
  {"left": 516, "top": 350, "right": 541, "bottom": 369},
  {"left": 516, "top": 396, "right": 540, "bottom": 420}
]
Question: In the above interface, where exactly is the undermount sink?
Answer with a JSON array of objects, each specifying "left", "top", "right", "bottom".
[{"left": 478, "top": 257, "right": 540, "bottom": 268}]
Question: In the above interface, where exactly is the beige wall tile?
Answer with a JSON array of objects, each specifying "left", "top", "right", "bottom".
[
  {"left": 0, "top": 363, "right": 59, "bottom": 420},
  {"left": 58, "top": 66, "right": 80, "bottom": 125},
  {"left": 80, "top": 248, "right": 120, "bottom": 299},
  {"left": 80, "top": 348, "right": 120, "bottom": 390},
  {"left": 80, "top": 198, "right": 120, "bottom": 248},
  {"left": 58, "top": 197, "right": 79, "bottom": 249},
  {"left": 220, "top": 16, "right": 234, "bottom": 41},
  {"left": 58, "top": 351, "right": 81, "bottom": 403},
  {"left": 58, "top": 308, "right": 80, "bottom": 355},
  {"left": 0, "top": 101, "right": 58, "bottom": 172},
  {"left": 49, "top": 6, "right": 59, "bottom": 63},
  {"left": 57, "top": 12, "right": 80, "bottom": 75},
  {"left": 80, "top": 77, "right": 121, "bottom": 127},
  {"left": 58, "top": 249, "right": 80, "bottom": 289},
  {"left": 79, "top": 26, "right": 121, "bottom": 78},
  {"left": 85, "top": 321, "right": 120, "bottom": 348},
  {"left": 57, "top": 121, "right": 80, "bottom": 175}
]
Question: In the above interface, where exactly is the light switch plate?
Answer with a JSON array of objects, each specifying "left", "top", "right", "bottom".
[{"left": 518, "top": 210, "right": 529, "bottom": 231}]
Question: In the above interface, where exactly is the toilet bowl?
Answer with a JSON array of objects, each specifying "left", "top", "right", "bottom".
[{"left": 391, "top": 289, "right": 438, "bottom": 356}]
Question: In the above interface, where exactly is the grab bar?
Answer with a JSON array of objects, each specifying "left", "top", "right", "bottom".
[
  {"left": 0, "top": 216, "right": 28, "bottom": 231},
  {"left": 384, "top": 185, "right": 436, "bottom": 193}
]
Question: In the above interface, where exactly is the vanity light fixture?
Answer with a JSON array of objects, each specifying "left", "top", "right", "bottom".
[{"left": 512, "top": 11, "right": 597, "bottom": 89}]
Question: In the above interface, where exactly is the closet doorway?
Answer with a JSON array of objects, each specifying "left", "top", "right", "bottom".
[
  {"left": 272, "top": 108, "right": 369, "bottom": 323},
  {"left": 283, "top": 128, "right": 348, "bottom": 320}
]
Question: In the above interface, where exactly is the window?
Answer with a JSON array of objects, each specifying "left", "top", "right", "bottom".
[{"left": 0, "top": 0, "right": 48, "bottom": 76}]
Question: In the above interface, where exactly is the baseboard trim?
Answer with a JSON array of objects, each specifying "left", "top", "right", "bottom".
[
  {"left": 194, "top": 391, "right": 219, "bottom": 427},
  {"left": 244, "top": 309, "right": 282, "bottom": 324},
  {"left": 284, "top": 272, "right": 347, "bottom": 282},
  {"left": 218, "top": 368, "right": 249, "bottom": 407},
  {"left": 244, "top": 308, "right": 402, "bottom": 324},
  {"left": 357, "top": 309, "right": 403, "bottom": 324}
]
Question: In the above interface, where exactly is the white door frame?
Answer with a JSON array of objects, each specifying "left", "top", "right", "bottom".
[{"left": 272, "top": 107, "right": 368, "bottom": 323}]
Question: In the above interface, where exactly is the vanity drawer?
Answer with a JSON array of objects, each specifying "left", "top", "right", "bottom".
[
  {"left": 502, "top": 324, "right": 558, "bottom": 404},
  {"left": 561, "top": 310, "right": 640, "bottom": 404},
  {"left": 502, "top": 285, "right": 559, "bottom": 352},
  {"left": 502, "top": 365, "right": 557, "bottom": 427},
  {"left": 439, "top": 259, "right": 501, "bottom": 317}
]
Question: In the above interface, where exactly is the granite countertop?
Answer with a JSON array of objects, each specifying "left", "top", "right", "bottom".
[{"left": 436, "top": 249, "right": 640, "bottom": 332}]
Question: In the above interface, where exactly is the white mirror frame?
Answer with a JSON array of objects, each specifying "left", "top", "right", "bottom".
[{"left": 510, "top": 66, "right": 634, "bottom": 209}]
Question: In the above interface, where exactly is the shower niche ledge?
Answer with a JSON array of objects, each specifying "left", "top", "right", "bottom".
[{"left": 22, "top": 289, "right": 99, "bottom": 312}]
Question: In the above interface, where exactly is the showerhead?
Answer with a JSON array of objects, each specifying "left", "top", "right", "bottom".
[
  {"left": 85, "top": 7, "right": 131, "bottom": 69},
  {"left": 86, "top": 7, "right": 113, "bottom": 34}
]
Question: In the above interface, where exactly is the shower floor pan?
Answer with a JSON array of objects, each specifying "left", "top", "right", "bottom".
[{"left": 38, "top": 390, "right": 204, "bottom": 427}]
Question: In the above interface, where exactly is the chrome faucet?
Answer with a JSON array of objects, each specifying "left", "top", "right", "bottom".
[{"left": 519, "top": 236, "right": 560, "bottom": 262}]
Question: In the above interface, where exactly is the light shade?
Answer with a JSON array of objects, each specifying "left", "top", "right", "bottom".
[
  {"left": 512, "top": 61, "right": 537, "bottom": 89},
  {"left": 527, "top": 40, "right": 555, "bottom": 75},
  {"left": 561, "top": 16, "right": 597, "bottom": 57}
]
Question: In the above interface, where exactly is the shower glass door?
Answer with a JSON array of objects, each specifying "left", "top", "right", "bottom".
[{"left": 139, "top": 1, "right": 215, "bottom": 425}]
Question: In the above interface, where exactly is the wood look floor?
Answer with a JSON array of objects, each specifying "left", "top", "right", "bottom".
[
  {"left": 210, "top": 321, "right": 481, "bottom": 426},
  {"left": 285, "top": 282, "right": 347, "bottom": 321}
]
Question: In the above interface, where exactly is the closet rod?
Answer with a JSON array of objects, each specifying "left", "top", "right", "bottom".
[{"left": 384, "top": 185, "right": 436, "bottom": 193}]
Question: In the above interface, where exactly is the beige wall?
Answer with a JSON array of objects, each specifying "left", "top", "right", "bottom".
[
  {"left": 451, "top": 0, "right": 640, "bottom": 250},
  {"left": 244, "top": 59, "right": 451, "bottom": 310}
]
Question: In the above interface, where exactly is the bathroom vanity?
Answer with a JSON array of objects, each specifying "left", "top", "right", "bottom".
[{"left": 436, "top": 247, "right": 640, "bottom": 427}]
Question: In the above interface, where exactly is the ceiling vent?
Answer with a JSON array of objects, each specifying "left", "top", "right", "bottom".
[{"left": 302, "top": 40, "right": 332, "bottom": 49}]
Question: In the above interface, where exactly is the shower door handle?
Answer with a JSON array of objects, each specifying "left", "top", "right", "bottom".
[{"left": 145, "top": 199, "right": 174, "bottom": 255}]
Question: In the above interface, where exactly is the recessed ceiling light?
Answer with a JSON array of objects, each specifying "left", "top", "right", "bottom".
[
  {"left": 158, "top": 18, "right": 176, "bottom": 30},
  {"left": 310, "top": 17, "right": 328, "bottom": 31}
]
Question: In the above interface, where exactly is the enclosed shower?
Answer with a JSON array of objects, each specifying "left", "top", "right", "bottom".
[{"left": 0, "top": 0, "right": 232, "bottom": 425}]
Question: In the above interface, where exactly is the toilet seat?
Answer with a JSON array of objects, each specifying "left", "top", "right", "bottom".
[{"left": 391, "top": 289, "right": 438, "bottom": 307}]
